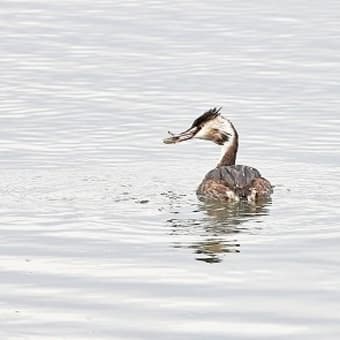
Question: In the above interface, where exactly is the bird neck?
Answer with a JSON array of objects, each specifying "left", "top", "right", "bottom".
[{"left": 217, "top": 122, "right": 239, "bottom": 167}]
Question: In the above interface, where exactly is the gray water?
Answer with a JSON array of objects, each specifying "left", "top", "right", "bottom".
[{"left": 1, "top": 0, "right": 340, "bottom": 339}]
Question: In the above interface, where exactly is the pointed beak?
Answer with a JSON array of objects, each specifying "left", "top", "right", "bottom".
[{"left": 163, "top": 126, "right": 198, "bottom": 144}]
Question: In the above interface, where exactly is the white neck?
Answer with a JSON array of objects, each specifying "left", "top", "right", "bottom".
[
  {"left": 218, "top": 136, "right": 234, "bottom": 163},
  {"left": 217, "top": 118, "right": 238, "bottom": 167}
]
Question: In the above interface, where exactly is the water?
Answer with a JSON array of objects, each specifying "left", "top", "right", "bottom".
[{"left": 1, "top": 0, "right": 340, "bottom": 338}]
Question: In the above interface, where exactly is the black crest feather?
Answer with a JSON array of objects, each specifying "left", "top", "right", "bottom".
[{"left": 191, "top": 107, "right": 222, "bottom": 128}]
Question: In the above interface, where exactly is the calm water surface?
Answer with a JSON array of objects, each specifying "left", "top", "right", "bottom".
[{"left": 1, "top": 0, "right": 340, "bottom": 339}]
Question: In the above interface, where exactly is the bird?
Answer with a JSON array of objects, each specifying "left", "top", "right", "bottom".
[{"left": 163, "top": 107, "right": 272, "bottom": 202}]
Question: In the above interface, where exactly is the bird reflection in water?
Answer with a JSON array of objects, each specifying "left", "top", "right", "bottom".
[{"left": 167, "top": 199, "right": 271, "bottom": 263}]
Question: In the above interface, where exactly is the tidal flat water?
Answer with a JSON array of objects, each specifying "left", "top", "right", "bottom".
[{"left": 1, "top": 0, "right": 340, "bottom": 339}]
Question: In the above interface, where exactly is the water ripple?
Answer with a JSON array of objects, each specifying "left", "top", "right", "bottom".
[{"left": 1, "top": 0, "right": 340, "bottom": 338}]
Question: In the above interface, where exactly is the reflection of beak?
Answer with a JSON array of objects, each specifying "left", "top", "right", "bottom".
[{"left": 163, "top": 127, "right": 198, "bottom": 144}]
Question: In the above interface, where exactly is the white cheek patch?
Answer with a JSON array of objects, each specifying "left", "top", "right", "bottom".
[
  {"left": 195, "top": 116, "right": 235, "bottom": 143},
  {"left": 194, "top": 122, "right": 214, "bottom": 139}
]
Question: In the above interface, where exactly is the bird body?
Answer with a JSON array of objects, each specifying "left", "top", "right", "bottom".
[{"left": 197, "top": 165, "right": 272, "bottom": 202}]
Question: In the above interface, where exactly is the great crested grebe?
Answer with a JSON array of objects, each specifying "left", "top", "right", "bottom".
[{"left": 163, "top": 107, "right": 272, "bottom": 202}]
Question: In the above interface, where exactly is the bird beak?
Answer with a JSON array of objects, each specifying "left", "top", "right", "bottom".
[{"left": 163, "top": 126, "right": 198, "bottom": 144}]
